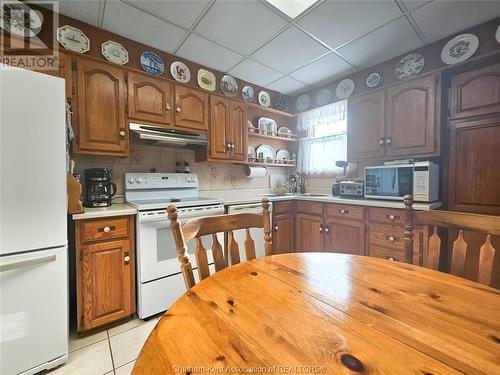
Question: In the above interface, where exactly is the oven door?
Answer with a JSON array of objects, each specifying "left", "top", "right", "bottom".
[
  {"left": 136, "top": 206, "right": 225, "bottom": 283},
  {"left": 364, "top": 165, "right": 413, "bottom": 200}
]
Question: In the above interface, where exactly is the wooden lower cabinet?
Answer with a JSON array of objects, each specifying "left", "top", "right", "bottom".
[
  {"left": 324, "top": 217, "right": 365, "bottom": 255},
  {"left": 296, "top": 213, "right": 323, "bottom": 252},
  {"left": 273, "top": 214, "right": 295, "bottom": 254},
  {"left": 75, "top": 215, "right": 135, "bottom": 332}
]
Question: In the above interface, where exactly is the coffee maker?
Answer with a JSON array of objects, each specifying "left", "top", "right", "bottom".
[{"left": 84, "top": 168, "right": 116, "bottom": 207}]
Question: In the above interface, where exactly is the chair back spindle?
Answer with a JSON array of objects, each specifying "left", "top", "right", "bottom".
[{"left": 426, "top": 226, "right": 441, "bottom": 270}]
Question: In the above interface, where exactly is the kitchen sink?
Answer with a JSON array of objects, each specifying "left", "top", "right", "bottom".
[{"left": 298, "top": 193, "right": 330, "bottom": 197}]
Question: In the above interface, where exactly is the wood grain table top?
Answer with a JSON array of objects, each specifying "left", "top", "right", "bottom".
[{"left": 134, "top": 253, "right": 500, "bottom": 375}]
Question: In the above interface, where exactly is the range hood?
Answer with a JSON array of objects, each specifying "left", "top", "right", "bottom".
[{"left": 129, "top": 123, "right": 208, "bottom": 146}]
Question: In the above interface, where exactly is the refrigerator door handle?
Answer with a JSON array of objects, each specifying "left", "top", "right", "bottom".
[{"left": 0, "top": 254, "right": 56, "bottom": 272}]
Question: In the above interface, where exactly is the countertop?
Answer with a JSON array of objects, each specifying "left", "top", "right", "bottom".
[{"left": 72, "top": 203, "right": 137, "bottom": 220}]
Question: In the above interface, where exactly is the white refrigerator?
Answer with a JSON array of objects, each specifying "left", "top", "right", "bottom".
[{"left": 0, "top": 66, "right": 69, "bottom": 374}]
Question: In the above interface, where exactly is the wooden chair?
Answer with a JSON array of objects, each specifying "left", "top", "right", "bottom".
[
  {"left": 404, "top": 195, "right": 499, "bottom": 286},
  {"left": 167, "top": 198, "right": 272, "bottom": 290}
]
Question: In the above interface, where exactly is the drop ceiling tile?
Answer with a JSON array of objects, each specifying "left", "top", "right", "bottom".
[
  {"left": 401, "top": 0, "right": 433, "bottom": 11},
  {"left": 252, "top": 26, "right": 329, "bottom": 74},
  {"left": 176, "top": 34, "right": 243, "bottom": 72},
  {"left": 337, "top": 17, "right": 423, "bottom": 69},
  {"left": 297, "top": 0, "right": 403, "bottom": 49},
  {"left": 266, "top": 76, "right": 307, "bottom": 95},
  {"left": 123, "top": 0, "right": 210, "bottom": 29},
  {"left": 412, "top": 1, "right": 500, "bottom": 43},
  {"left": 102, "top": 0, "right": 187, "bottom": 52},
  {"left": 195, "top": 1, "right": 288, "bottom": 55},
  {"left": 39, "top": 0, "right": 101, "bottom": 26},
  {"left": 289, "top": 52, "right": 357, "bottom": 85},
  {"left": 228, "top": 59, "right": 283, "bottom": 87}
]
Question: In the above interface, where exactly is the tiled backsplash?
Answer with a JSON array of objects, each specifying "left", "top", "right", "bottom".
[{"left": 73, "top": 142, "right": 289, "bottom": 196}]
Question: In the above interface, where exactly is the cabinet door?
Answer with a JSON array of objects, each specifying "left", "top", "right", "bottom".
[
  {"left": 448, "top": 118, "right": 500, "bottom": 214},
  {"left": 296, "top": 213, "right": 323, "bottom": 252},
  {"left": 230, "top": 101, "right": 248, "bottom": 161},
  {"left": 174, "top": 85, "right": 208, "bottom": 131},
  {"left": 386, "top": 74, "right": 438, "bottom": 157},
  {"left": 209, "top": 96, "right": 231, "bottom": 160},
  {"left": 347, "top": 90, "right": 385, "bottom": 161},
  {"left": 80, "top": 239, "right": 134, "bottom": 330},
  {"left": 451, "top": 62, "right": 500, "bottom": 120},
  {"left": 128, "top": 72, "right": 173, "bottom": 126},
  {"left": 324, "top": 218, "right": 365, "bottom": 255},
  {"left": 75, "top": 58, "right": 128, "bottom": 155},
  {"left": 272, "top": 214, "right": 294, "bottom": 254}
]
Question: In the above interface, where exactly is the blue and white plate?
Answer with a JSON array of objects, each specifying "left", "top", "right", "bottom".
[
  {"left": 441, "top": 33, "right": 479, "bottom": 65},
  {"left": 140, "top": 51, "right": 164, "bottom": 76},
  {"left": 242, "top": 86, "right": 254, "bottom": 102},
  {"left": 296, "top": 94, "right": 310, "bottom": 112},
  {"left": 365, "top": 72, "right": 382, "bottom": 88}
]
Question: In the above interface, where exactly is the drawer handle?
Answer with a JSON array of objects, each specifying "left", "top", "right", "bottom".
[
  {"left": 98, "top": 225, "right": 116, "bottom": 233},
  {"left": 339, "top": 209, "right": 349, "bottom": 215},
  {"left": 386, "top": 214, "right": 398, "bottom": 221},
  {"left": 386, "top": 235, "right": 397, "bottom": 242}
]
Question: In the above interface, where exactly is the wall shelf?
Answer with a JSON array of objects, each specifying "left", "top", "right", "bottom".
[
  {"left": 248, "top": 130, "right": 298, "bottom": 142},
  {"left": 247, "top": 102, "right": 295, "bottom": 118},
  {"left": 242, "top": 159, "right": 297, "bottom": 168}
]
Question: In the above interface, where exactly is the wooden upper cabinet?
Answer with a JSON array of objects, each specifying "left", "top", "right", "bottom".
[
  {"left": 75, "top": 58, "right": 128, "bottom": 156},
  {"left": 347, "top": 90, "right": 385, "bottom": 161},
  {"left": 386, "top": 74, "right": 438, "bottom": 157},
  {"left": 127, "top": 72, "right": 173, "bottom": 127},
  {"left": 451, "top": 62, "right": 500, "bottom": 120},
  {"left": 230, "top": 101, "right": 247, "bottom": 161},
  {"left": 209, "top": 96, "right": 231, "bottom": 160},
  {"left": 174, "top": 85, "right": 209, "bottom": 131}
]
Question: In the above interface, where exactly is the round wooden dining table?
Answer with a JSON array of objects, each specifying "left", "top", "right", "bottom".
[{"left": 134, "top": 253, "right": 500, "bottom": 374}]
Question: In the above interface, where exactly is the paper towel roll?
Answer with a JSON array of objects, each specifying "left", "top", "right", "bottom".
[{"left": 245, "top": 166, "right": 267, "bottom": 178}]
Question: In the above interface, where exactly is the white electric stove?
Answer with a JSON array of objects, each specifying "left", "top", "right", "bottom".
[{"left": 125, "top": 173, "right": 224, "bottom": 318}]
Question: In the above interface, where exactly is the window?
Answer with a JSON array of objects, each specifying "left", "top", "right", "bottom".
[{"left": 297, "top": 100, "right": 347, "bottom": 175}]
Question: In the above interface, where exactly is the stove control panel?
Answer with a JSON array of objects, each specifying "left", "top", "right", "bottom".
[{"left": 125, "top": 173, "right": 198, "bottom": 190}]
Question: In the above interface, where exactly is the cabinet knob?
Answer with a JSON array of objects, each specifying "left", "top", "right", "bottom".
[
  {"left": 388, "top": 236, "right": 395, "bottom": 242},
  {"left": 176, "top": 107, "right": 181, "bottom": 113},
  {"left": 274, "top": 225, "right": 278, "bottom": 232},
  {"left": 386, "top": 137, "right": 392, "bottom": 145},
  {"left": 119, "top": 130, "right": 126, "bottom": 137},
  {"left": 166, "top": 104, "right": 171, "bottom": 111},
  {"left": 103, "top": 226, "right": 111, "bottom": 233},
  {"left": 319, "top": 225, "right": 323, "bottom": 233},
  {"left": 230, "top": 143, "right": 235, "bottom": 151},
  {"left": 387, "top": 257, "right": 395, "bottom": 261},
  {"left": 339, "top": 209, "right": 348, "bottom": 215},
  {"left": 324, "top": 226, "right": 329, "bottom": 233},
  {"left": 387, "top": 214, "right": 396, "bottom": 221},
  {"left": 379, "top": 137, "right": 384, "bottom": 145},
  {"left": 124, "top": 255, "right": 130, "bottom": 263}
]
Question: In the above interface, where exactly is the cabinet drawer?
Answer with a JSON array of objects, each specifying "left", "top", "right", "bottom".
[
  {"left": 297, "top": 201, "right": 324, "bottom": 215},
  {"left": 273, "top": 200, "right": 295, "bottom": 214},
  {"left": 369, "top": 245, "right": 422, "bottom": 265},
  {"left": 325, "top": 203, "right": 364, "bottom": 220},
  {"left": 81, "top": 217, "right": 130, "bottom": 242},
  {"left": 368, "top": 224, "right": 422, "bottom": 252},
  {"left": 367, "top": 207, "right": 405, "bottom": 225}
]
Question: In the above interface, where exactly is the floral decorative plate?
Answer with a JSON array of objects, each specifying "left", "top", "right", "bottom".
[
  {"left": 441, "top": 33, "right": 479, "bottom": 65},
  {"left": 258, "top": 91, "right": 271, "bottom": 107},
  {"left": 274, "top": 94, "right": 286, "bottom": 110},
  {"left": 242, "top": 86, "right": 254, "bottom": 102},
  {"left": 221, "top": 75, "right": 238, "bottom": 97},
  {"left": 57, "top": 25, "right": 90, "bottom": 53},
  {"left": 170, "top": 61, "right": 191, "bottom": 83},
  {"left": 197, "top": 69, "right": 215, "bottom": 91},
  {"left": 316, "top": 88, "right": 331, "bottom": 106},
  {"left": 140, "top": 51, "right": 164, "bottom": 76},
  {"left": 101, "top": 41, "right": 129, "bottom": 65},
  {"left": 0, "top": 1, "right": 43, "bottom": 37},
  {"left": 365, "top": 72, "right": 382, "bottom": 88},
  {"left": 296, "top": 94, "right": 310, "bottom": 112},
  {"left": 336, "top": 79, "right": 355, "bottom": 99},
  {"left": 395, "top": 53, "right": 424, "bottom": 80}
]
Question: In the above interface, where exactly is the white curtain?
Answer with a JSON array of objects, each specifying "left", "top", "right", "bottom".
[{"left": 297, "top": 101, "right": 347, "bottom": 175}]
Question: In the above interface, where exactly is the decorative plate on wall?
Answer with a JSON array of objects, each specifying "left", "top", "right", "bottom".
[
  {"left": 441, "top": 33, "right": 479, "bottom": 65},
  {"left": 365, "top": 72, "right": 382, "bottom": 88},
  {"left": 101, "top": 41, "right": 129, "bottom": 65},
  {"left": 258, "top": 91, "right": 271, "bottom": 107},
  {"left": 170, "top": 61, "right": 191, "bottom": 83},
  {"left": 0, "top": 1, "right": 43, "bottom": 37},
  {"left": 242, "top": 85, "right": 254, "bottom": 102},
  {"left": 395, "top": 53, "right": 424, "bottom": 79},
  {"left": 140, "top": 51, "right": 164, "bottom": 76},
  {"left": 221, "top": 75, "right": 238, "bottom": 97},
  {"left": 496, "top": 24, "right": 500, "bottom": 44},
  {"left": 335, "top": 79, "right": 355, "bottom": 99},
  {"left": 197, "top": 69, "right": 216, "bottom": 91},
  {"left": 316, "top": 88, "right": 331, "bottom": 106},
  {"left": 296, "top": 94, "right": 310, "bottom": 112},
  {"left": 57, "top": 25, "right": 90, "bottom": 53},
  {"left": 274, "top": 94, "right": 286, "bottom": 110}
]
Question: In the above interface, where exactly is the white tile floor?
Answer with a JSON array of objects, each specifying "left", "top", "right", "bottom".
[{"left": 45, "top": 314, "right": 162, "bottom": 375}]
